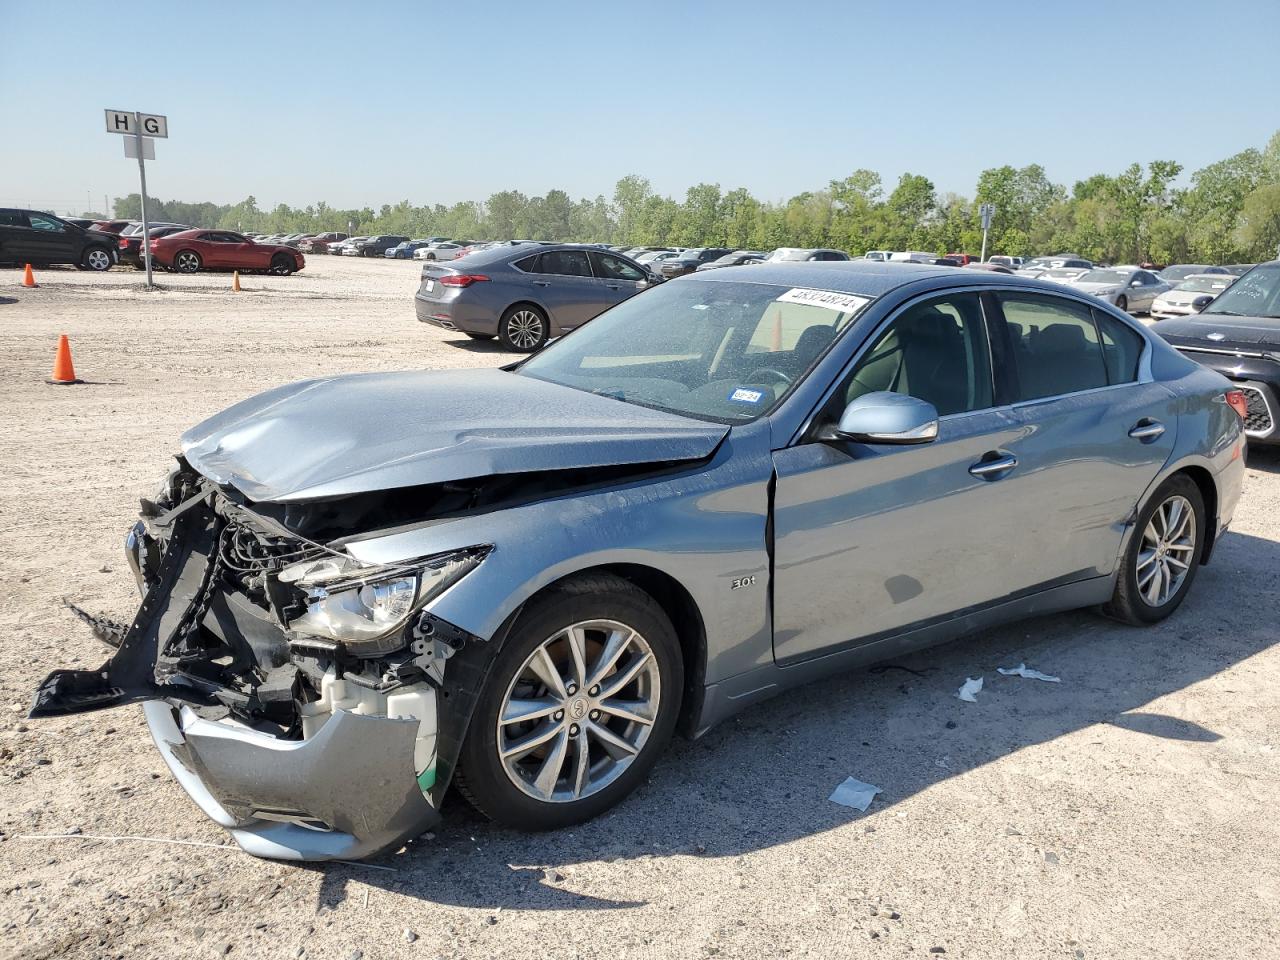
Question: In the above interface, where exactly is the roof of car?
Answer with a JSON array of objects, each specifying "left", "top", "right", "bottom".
[{"left": 690, "top": 258, "right": 1082, "bottom": 299}]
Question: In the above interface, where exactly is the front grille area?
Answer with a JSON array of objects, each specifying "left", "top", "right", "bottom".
[{"left": 1239, "top": 385, "right": 1274, "bottom": 435}]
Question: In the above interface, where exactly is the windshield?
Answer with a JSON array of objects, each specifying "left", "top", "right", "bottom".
[
  {"left": 1177, "top": 277, "right": 1232, "bottom": 294},
  {"left": 518, "top": 279, "right": 873, "bottom": 423},
  {"left": 1201, "top": 263, "right": 1280, "bottom": 317},
  {"left": 1161, "top": 265, "right": 1208, "bottom": 283},
  {"left": 1078, "top": 269, "right": 1132, "bottom": 285}
]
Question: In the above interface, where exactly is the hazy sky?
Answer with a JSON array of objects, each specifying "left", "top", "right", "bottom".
[{"left": 4, "top": 1, "right": 1279, "bottom": 216}]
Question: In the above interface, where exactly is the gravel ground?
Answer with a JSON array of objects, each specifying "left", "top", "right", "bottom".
[{"left": 1, "top": 256, "right": 1278, "bottom": 960}]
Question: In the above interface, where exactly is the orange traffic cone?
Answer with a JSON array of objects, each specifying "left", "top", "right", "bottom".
[
  {"left": 22, "top": 264, "right": 37, "bottom": 288},
  {"left": 232, "top": 270, "right": 241, "bottom": 292},
  {"left": 48, "top": 334, "right": 82, "bottom": 385}
]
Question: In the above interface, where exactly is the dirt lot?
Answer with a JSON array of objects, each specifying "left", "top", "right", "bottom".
[{"left": 1, "top": 256, "right": 1278, "bottom": 960}]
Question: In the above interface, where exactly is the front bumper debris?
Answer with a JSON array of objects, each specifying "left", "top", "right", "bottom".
[
  {"left": 28, "top": 468, "right": 473, "bottom": 861},
  {"left": 145, "top": 701, "right": 439, "bottom": 860}
]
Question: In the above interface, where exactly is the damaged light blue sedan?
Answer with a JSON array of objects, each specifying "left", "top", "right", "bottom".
[{"left": 31, "top": 261, "right": 1247, "bottom": 861}]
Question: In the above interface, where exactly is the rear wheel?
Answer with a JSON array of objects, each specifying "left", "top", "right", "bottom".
[
  {"left": 1103, "top": 474, "right": 1205, "bottom": 625},
  {"left": 268, "top": 253, "right": 295, "bottom": 276},
  {"left": 499, "top": 304, "right": 549, "bottom": 352},
  {"left": 173, "top": 250, "right": 202, "bottom": 274},
  {"left": 454, "top": 573, "right": 682, "bottom": 830}
]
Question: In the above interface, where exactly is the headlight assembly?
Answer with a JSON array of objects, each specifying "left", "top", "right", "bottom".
[{"left": 280, "top": 548, "right": 486, "bottom": 655}]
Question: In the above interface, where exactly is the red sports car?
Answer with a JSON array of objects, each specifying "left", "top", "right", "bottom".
[{"left": 150, "top": 229, "right": 305, "bottom": 275}]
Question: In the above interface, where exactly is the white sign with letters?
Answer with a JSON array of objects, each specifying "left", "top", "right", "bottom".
[{"left": 104, "top": 109, "right": 169, "bottom": 138}]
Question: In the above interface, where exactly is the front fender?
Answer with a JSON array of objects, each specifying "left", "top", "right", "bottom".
[{"left": 343, "top": 422, "right": 776, "bottom": 688}]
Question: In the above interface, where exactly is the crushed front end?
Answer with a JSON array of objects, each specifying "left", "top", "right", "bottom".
[{"left": 30, "top": 461, "right": 491, "bottom": 861}]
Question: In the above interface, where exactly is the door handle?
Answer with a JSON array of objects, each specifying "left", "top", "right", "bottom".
[
  {"left": 1128, "top": 419, "right": 1166, "bottom": 442},
  {"left": 969, "top": 453, "right": 1018, "bottom": 480},
  {"left": 605, "top": 283, "right": 622, "bottom": 289},
  {"left": 533, "top": 280, "right": 551, "bottom": 287}
]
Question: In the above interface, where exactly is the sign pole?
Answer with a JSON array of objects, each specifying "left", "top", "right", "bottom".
[{"left": 133, "top": 112, "right": 154, "bottom": 287}]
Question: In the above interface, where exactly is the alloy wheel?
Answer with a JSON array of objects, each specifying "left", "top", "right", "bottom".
[
  {"left": 496, "top": 619, "right": 661, "bottom": 803},
  {"left": 506, "top": 310, "right": 544, "bottom": 350},
  {"left": 175, "top": 251, "right": 200, "bottom": 273},
  {"left": 85, "top": 249, "right": 111, "bottom": 271},
  {"left": 1136, "top": 494, "right": 1196, "bottom": 607}
]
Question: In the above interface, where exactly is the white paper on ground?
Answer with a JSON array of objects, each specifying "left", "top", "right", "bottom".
[
  {"left": 957, "top": 676, "right": 984, "bottom": 702},
  {"left": 997, "top": 663, "right": 1061, "bottom": 683},
  {"left": 829, "top": 777, "right": 883, "bottom": 811}
]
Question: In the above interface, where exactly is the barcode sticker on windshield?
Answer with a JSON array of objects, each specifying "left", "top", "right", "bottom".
[
  {"left": 775, "top": 288, "right": 871, "bottom": 313},
  {"left": 730, "top": 388, "right": 764, "bottom": 403}
]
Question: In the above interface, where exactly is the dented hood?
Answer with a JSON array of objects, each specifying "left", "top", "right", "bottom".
[{"left": 181, "top": 369, "right": 728, "bottom": 502}]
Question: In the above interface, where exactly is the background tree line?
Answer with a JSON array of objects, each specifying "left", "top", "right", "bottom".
[{"left": 112, "top": 130, "right": 1280, "bottom": 265}]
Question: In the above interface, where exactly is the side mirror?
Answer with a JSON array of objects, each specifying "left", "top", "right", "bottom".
[
  {"left": 1130, "top": 279, "right": 1142, "bottom": 287},
  {"left": 833, "top": 391, "right": 939, "bottom": 444}
]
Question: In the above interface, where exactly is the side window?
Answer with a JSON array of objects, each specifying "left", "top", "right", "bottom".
[
  {"left": 836, "top": 293, "right": 993, "bottom": 418},
  {"left": 513, "top": 254, "right": 539, "bottom": 272},
  {"left": 0, "top": 211, "right": 27, "bottom": 227},
  {"left": 27, "top": 214, "right": 66, "bottom": 233},
  {"left": 1001, "top": 294, "right": 1108, "bottom": 401},
  {"left": 1093, "top": 310, "right": 1144, "bottom": 384},
  {"left": 590, "top": 252, "right": 644, "bottom": 282},
  {"left": 540, "top": 249, "right": 592, "bottom": 277}
]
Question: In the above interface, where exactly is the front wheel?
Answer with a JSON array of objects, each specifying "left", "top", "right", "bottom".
[
  {"left": 1103, "top": 474, "right": 1205, "bottom": 625},
  {"left": 1115, "top": 294, "right": 1128, "bottom": 313},
  {"left": 454, "top": 573, "right": 683, "bottom": 830},
  {"left": 499, "top": 304, "right": 549, "bottom": 352},
  {"left": 81, "top": 246, "right": 113, "bottom": 271},
  {"left": 173, "top": 250, "right": 202, "bottom": 274},
  {"left": 268, "top": 253, "right": 295, "bottom": 276}
]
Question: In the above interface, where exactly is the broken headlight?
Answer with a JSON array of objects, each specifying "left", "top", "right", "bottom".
[{"left": 280, "top": 549, "right": 484, "bottom": 653}]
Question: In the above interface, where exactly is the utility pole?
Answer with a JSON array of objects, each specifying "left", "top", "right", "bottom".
[{"left": 133, "top": 112, "right": 154, "bottom": 286}]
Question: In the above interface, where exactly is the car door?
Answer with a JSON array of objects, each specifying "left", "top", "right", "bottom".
[
  {"left": 995, "top": 291, "right": 1177, "bottom": 587},
  {"left": 219, "top": 232, "right": 261, "bottom": 269},
  {"left": 1133, "top": 271, "right": 1164, "bottom": 311},
  {"left": 588, "top": 251, "right": 648, "bottom": 308},
  {"left": 22, "top": 212, "right": 78, "bottom": 264},
  {"left": 528, "top": 249, "right": 606, "bottom": 333},
  {"left": 192, "top": 232, "right": 229, "bottom": 268},
  {"left": 771, "top": 291, "right": 1035, "bottom": 664}
]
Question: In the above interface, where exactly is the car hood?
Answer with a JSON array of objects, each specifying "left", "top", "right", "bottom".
[
  {"left": 1153, "top": 313, "right": 1280, "bottom": 347},
  {"left": 181, "top": 369, "right": 728, "bottom": 502}
]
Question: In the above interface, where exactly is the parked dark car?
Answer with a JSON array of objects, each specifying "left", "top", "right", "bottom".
[
  {"left": 149, "top": 229, "right": 305, "bottom": 275},
  {"left": 118, "top": 225, "right": 191, "bottom": 268},
  {"left": 1159, "top": 264, "right": 1231, "bottom": 284},
  {"left": 63, "top": 217, "right": 99, "bottom": 230},
  {"left": 298, "top": 232, "right": 348, "bottom": 254},
  {"left": 695, "top": 250, "right": 768, "bottom": 271},
  {"left": 1154, "top": 260, "right": 1280, "bottom": 444},
  {"left": 0, "top": 208, "right": 119, "bottom": 270},
  {"left": 659, "top": 248, "right": 734, "bottom": 279},
  {"left": 416, "top": 244, "right": 656, "bottom": 350},
  {"left": 31, "top": 261, "right": 1247, "bottom": 863},
  {"left": 89, "top": 219, "right": 135, "bottom": 235},
  {"left": 354, "top": 235, "right": 410, "bottom": 257}
]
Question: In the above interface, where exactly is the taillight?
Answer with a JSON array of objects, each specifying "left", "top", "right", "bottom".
[
  {"left": 438, "top": 274, "right": 490, "bottom": 287},
  {"left": 1225, "top": 389, "right": 1248, "bottom": 421}
]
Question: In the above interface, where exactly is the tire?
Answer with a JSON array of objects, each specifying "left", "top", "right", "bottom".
[
  {"left": 1115, "top": 294, "right": 1128, "bottom": 313},
  {"left": 454, "top": 573, "right": 683, "bottom": 830},
  {"left": 465, "top": 333, "right": 495, "bottom": 340},
  {"left": 173, "top": 250, "right": 202, "bottom": 274},
  {"left": 499, "top": 303, "right": 550, "bottom": 352},
  {"left": 268, "top": 253, "right": 295, "bottom": 276},
  {"left": 1103, "top": 474, "right": 1205, "bottom": 625},
  {"left": 81, "top": 246, "right": 113, "bottom": 272}
]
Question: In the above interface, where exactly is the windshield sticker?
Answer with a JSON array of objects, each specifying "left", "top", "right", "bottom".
[
  {"left": 775, "top": 288, "right": 871, "bottom": 313},
  {"left": 730, "top": 388, "right": 764, "bottom": 404}
]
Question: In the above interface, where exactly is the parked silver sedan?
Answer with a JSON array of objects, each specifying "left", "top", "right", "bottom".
[
  {"left": 415, "top": 244, "right": 657, "bottom": 351},
  {"left": 32, "top": 263, "right": 1246, "bottom": 862},
  {"left": 1067, "top": 267, "right": 1171, "bottom": 313}
]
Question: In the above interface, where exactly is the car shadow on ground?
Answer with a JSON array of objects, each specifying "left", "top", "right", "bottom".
[
  {"left": 442, "top": 335, "right": 518, "bottom": 355},
  {"left": 1244, "top": 445, "right": 1280, "bottom": 475},
  {"left": 310, "top": 527, "right": 1280, "bottom": 912}
]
